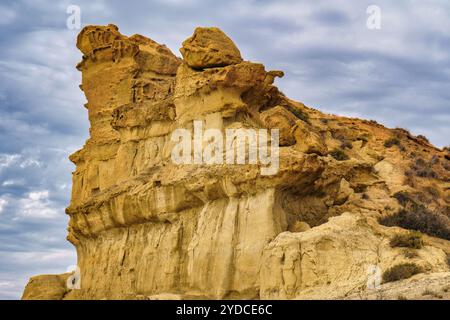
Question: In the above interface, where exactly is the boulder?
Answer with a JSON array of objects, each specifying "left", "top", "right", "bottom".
[{"left": 180, "top": 27, "right": 242, "bottom": 69}]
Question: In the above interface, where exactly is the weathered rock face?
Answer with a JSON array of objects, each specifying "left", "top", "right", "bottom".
[
  {"left": 261, "top": 212, "right": 448, "bottom": 299},
  {"left": 23, "top": 25, "right": 450, "bottom": 300},
  {"left": 22, "top": 274, "right": 71, "bottom": 300},
  {"left": 180, "top": 27, "right": 242, "bottom": 69}
]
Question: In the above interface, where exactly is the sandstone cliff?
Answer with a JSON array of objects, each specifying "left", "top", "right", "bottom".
[{"left": 22, "top": 25, "right": 450, "bottom": 300}]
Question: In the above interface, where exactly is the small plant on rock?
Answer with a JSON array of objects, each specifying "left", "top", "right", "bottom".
[
  {"left": 393, "top": 191, "right": 411, "bottom": 206},
  {"left": 283, "top": 105, "right": 310, "bottom": 123},
  {"left": 403, "top": 249, "right": 419, "bottom": 259},
  {"left": 384, "top": 137, "right": 401, "bottom": 148},
  {"left": 416, "top": 135, "right": 429, "bottom": 143},
  {"left": 340, "top": 140, "right": 353, "bottom": 149},
  {"left": 390, "top": 231, "right": 423, "bottom": 249},
  {"left": 329, "top": 148, "right": 349, "bottom": 161}
]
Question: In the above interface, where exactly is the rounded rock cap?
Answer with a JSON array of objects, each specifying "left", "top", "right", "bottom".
[{"left": 180, "top": 27, "right": 243, "bottom": 69}]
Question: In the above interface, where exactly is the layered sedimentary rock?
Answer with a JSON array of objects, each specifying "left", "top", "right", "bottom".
[{"left": 23, "top": 25, "right": 450, "bottom": 300}]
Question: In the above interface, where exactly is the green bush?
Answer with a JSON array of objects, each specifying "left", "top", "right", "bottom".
[
  {"left": 382, "top": 263, "right": 423, "bottom": 283},
  {"left": 390, "top": 232, "right": 423, "bottom": 249}
]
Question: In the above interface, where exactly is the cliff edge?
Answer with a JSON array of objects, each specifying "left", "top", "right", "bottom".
[{"left": 22, "top": 24, "right": 450, "bottom": 300}]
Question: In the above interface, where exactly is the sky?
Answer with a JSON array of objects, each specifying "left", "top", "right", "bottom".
[{"left": 0, "top": 0, "right": 449, "bottom": 299}]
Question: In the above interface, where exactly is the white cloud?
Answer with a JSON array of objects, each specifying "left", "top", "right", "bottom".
[
  {"left": 19, "top": 158, "right": 41, "bottom": 168},
  {"left": 0, "top": 280, "right": 15, "bottom": 288},
  {"left": 0, "top": 154, "right": 20, "bottom": 169},
  {"left": 28, "top": 190, "right": 48, "bottom": 201},
  {"left": 16, "top": 190, "right": 62, "bottom": 219},
  {"left": 2, "top": 179, "right": 24, "bottom": 187},
  {"left": 0, "top": 198, "right": 7, "bottom": 213}
]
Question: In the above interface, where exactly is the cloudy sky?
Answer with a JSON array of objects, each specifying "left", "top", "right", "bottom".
[{"left": 0, "top": 0, "right": 449, "bottom": 299}]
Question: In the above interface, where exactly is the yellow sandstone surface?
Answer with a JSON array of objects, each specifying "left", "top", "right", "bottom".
[{"left": 22, "top": 25, "right": 450, "bottom": 300}]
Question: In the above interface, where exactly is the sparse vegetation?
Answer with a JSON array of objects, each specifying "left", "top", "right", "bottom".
[
  {"left": 408, "top": 158, "right": 438, "bottom": 179},
  {"left": 403, "top": 249, "right": 419, "bottom": 259},
  {"left": 354, "top": 185, "right": 367, "bottom": 193},
  {"left": 443, "top": 162, "right": 450, "bottom": 172},
  {"left": 383, "top": 137, "right": 405, "bottom": 151},
  {"left": 422, "top": 289, "right": 435, "bottom": 296},
  {"left": 356, "top": 135, "right": 369, "bottom": 144},
  {"left": 430, "top": 155, "right": 440, "bottom": 165},
  {"left": 380, "top": 209, "right": 450, "bottom": 241},
  {"left": 422, "top": 289, "right": 443, "bottom": 299},
  {"left": 283, "top": 105, "right": 310, "bottom": 123},
  {"left": 384, "top": 137, "right": 400, "bottom": 148},
  {"left": 340, "top": 140, "right": 353, "bottom": 149},
  {"left": 329, "top": 148, "right": 349, "bottom": 161},
  {"left": 394, "top": 127, "right": 412, "bottom": 136},
  {"left": 382, "top": 191, "right": 450, "bottom": 240},
  {"left": 390, "top": 231, "right": 423, "bottom": 249},
  {"left": 416, "top": 135, "right": 429, "bottom": 143},
  {"left": 424, "top": 185, "right": 440, "bottom": 199},
  {"left": 397, "top": 294, "right": 407, "bottom": 300},
  {"left": 382, "top": 263, "right": 423, "bottom": 283},
  {"left": 393, "top": 191, "right": 411, "bottom": 206}
]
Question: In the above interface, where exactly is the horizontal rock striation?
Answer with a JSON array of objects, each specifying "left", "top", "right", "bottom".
[{"left": 23, "top": 24, "right": 450, "bottom": 300}]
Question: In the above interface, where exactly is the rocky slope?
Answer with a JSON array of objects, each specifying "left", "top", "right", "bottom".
[{"left": 22, "top": 25, "right": 450, "bottom": 300}]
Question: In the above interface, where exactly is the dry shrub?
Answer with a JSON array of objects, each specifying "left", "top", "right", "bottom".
[
  {"left": 382, "top": 263, "right": 423, "bottom": 283},
  {"left": 416, "top": 135, "right": 430, "bottom": 143},
  {"left": 403, "top": 249, "right": 419, "bottom": 259},
  {"left": 283, "top": 104, "right": 310, "bottom": 123},
  {"left": 329, "top": 148, "right": 349, "bottom": 161},
  {"left": 380, "top": 209, "right": 450, "bottom": 241},
  {"left": 383, "top": 191, "right": 450, "bottom": 240},
  {"left": 384, "top": 137, "right": 400, "bottom": 148},
  {"left": 410, "top": 158, "right": 438, "bottom": 179},
  {"left": 390, "top": 232, "right": 423, "bottom": 249}
]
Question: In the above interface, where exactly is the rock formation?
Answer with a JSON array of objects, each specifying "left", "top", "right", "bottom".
[{"left": 22, "top": 25, "right": 450, "bottom": 300}]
